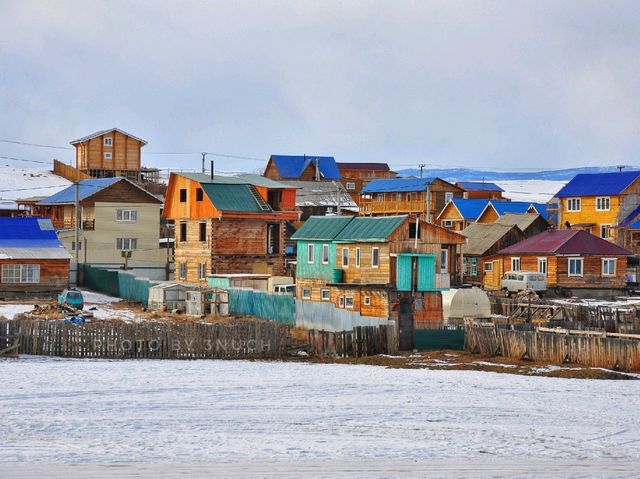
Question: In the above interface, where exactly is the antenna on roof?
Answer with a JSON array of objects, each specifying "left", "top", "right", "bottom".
[
  {"left": 617, "top": 165, "right": 628, "bottom": 172},
  {"left": 418, "top": 163, "right": 426, "bottom": 178}
]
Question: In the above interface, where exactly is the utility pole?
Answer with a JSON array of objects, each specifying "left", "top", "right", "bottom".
[
  {"left": 333, "top": 181, "right": 341, "bottom": 215},
  {"left": 418, "top": 163, "right": 426, "bottom": 178},
  {"left": 74, "top": 148, "right": 80, "bottom": 286},
  {"left": 201, "top": 152, "right": 207, "bottom": 174},
  {"left": 617, "top": 165, "right": 627, "bottom": 172}
]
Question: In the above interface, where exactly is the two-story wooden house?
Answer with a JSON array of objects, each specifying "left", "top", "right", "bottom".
[
  {"left": 456, "top": 181, "right": 505, "bottom": 200},
  {"left": 556, "top": 171, "right": 640, "bottom": 250},
  {"left": 336, "top": 162, "right": 395, "bottom": 205},
  {"left": 436, "top": 198, "right": 492, "bottom": 231},
  {"left": 292, "top": 215, "right": 466, "bottom": 331},
  {"left": 359, "top": 177, "right": 464, "bottom": 222},
  {"left": 163, "top": 172, "right": 300, "bottom": 284}
]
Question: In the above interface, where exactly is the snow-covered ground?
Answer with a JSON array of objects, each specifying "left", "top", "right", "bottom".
[
  {"left": 0, "top": 358, "right": 638, "bottom": 477},
  {"left": 494, "top": 180, "right": 566, "bottom": 203},
  {"left": 0, "top": 165, "right": 71, "bottom": 201}
]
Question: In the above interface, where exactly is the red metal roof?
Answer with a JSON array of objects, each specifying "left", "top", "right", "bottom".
[
  {"left": 336, "top": 162, "right": 391, "bottom": 172},
  {"left": 498, "top": 229, "right": 632, "bottom": 255}
]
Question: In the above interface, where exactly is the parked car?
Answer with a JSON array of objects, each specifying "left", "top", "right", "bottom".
[
  {"left": 274, "top": 284, "right": 296, "bottom": 294},
  {"left": 58, "top": 289, "right": 84, "bottom": 310},
  {"left": 501, "top": 271, "right": 547, "bottom": 296}
]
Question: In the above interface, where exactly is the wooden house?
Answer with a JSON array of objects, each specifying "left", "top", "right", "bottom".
[
  {"left": 336, "top": 162, "right": 396, "bottom": 205},
  {"left": 476, "top": 200, "right": 547, "bottom": 223},
  {"left": 482, "top": 229, "right": 631, "bottom": 296},
  {"left": 25, "top": 178, "right": 165, "bottom": 278},
  {"left": 163, "top": 172, "right": 300, "bottom": 284},
  {"left": 359, "top": 177, "right": 464, "bottom": 222},
  {"left": 263, "top": 155, "right": 341, "bottom": 181},
  {"left": 456, "top": 181, "right": 505, "bottom": 200},
  {"left": 556, "top": 171, "right": 640, "bottom": 252},
  {"left": 436, "top": 199, "right": 491, "bottom": 231},
  {"left": 0, "top": 217, "right": 72, "bottom": 297},
  {"left": 292, "top": 215, "right": 466, "bottom": 333}
]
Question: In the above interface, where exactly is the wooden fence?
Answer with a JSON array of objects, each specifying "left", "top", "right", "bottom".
[
  {"left": 308, "top": 325, "right": 398, "bottom": 358},
  {"left": 465, "top": 323, "right": 640, "bottom": 372},
  {"left": 2, "top": 319, "right": 290, "bottom": 359}
]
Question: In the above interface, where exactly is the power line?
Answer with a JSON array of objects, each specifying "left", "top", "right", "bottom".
[
  {"left": 0, "top": 184, "right": 68, "bottom": 194},
  {"left": 0, "top": 155, "right": 50, "bottom": 165},
  {"left": 0, "top": 138, "right": 73, "bottom": 150}
]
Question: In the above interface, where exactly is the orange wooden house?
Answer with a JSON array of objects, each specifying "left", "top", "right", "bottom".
[
  {"left": 336, "top": 162, "right": 396, "bottom": 205},
  {"left": 163, "top": 172, "right": 300, "bottom": 284}
]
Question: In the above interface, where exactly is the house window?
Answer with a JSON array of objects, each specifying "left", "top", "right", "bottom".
[
  {"left": 470, "top": 258, "right": 477, "bottom": 276},
  {"left": 484, "top": 262, "right": 493, "bottom": 272},
  {"left": 409, "top": 222, "right": 421, "bottom": 239},
  {"left": 596, "top": 196, "right": 610, "bottom": 211},
  {"left": 198, "top": 263, "right": 206, "bottom": 280},
  {"left": 440, "top": 248, "right": 449, "bottom": 273},
  {"left": 326, "top": 207, "right": 334, "bottom": 214},
  {"left": 372, "top": 247, "right": 380, "bottom": 268},
  {"left": 71, "top": 241, "right": 82, "bottom": 251},
  {"left": 444, "top": 192, "right": 454, "bottom": 203},
  {"left": 443, "top": 220, "right": 454, "bottom": 228},
  {"left": 338, "top": 296, "right": 345, "bottom": 308},
  {"left": 104, "top": 137, "right": 113, "bottom": 146},
  {"left": 342, "top": 248, "right": 349, "bottom": 267},
  {"left": 538, "top": 257, "right": 547, "bottom": 275},
  {"left": 116, "top": 209, "right": 137, "bottom": 222},
  {"left": 179, "top": 189, "right": 187, "bottom": 202},
  {"left": 364, "top": 296, "right": 371, "bottom": 306},
  {"left": 346, "top": 182, "right": 356, "bottom": 190},
  {"left": 566, "top": 198, "right": 581, "bottom": 212},
  {"left": 199, "top": 222, "right": 206, "bottom": 242},
  {"left": 179, "top": 222, "right": 187, "bottom": 242},
  {"left": 1, "top": 264, "right": 40, "bottom": 284},
  {"left": 355, "top": 247, "right": 361, "bottom": 268},
  {"left": 602, "top": 258, "right": 616, "bottom": 276},
  {"left": 196, "top": 188, "right": 204, "bottom": 201},
  {"left": 302, "top": 288, "right": 311, "bottom": 299},
  {"left": 321, "top": 244, "right": 329, "bottom": 264},
  {"left": 104, "top": 152, "right": 112, "bottom": 160},
  {"left": 116, "top": 238, "right": 137, "bottom": 250},
  {"left": 511, "top": 257, "right": 521, "bottom": 271},
  {"left": 600, "top": 224, "right": 611, "bottom": 240},
  {"left": 321, "top": 288, "right": 330, "bottom": 301},
  {"left": 307, "top": 244, "right": 315, "bottom": 264},
  {"left": 179, "top": 263, "right": 186, "bottom": 279},
  {"left": 345, "top": 297, "right": 354, "bottom": 309},
  {"left": 568, "top": 257, "right": 584, "bottom": 276}
]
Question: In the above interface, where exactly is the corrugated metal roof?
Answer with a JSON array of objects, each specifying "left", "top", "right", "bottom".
[
  {"left": 269, "top": 155, "right": 341, "bottom": 180},
  {"left": 336, "top": 162, "right": 391, "bottom": 172},
  {"left": 335, "top": 215, "right": 407, "bottom": 242},
  {"left": 283, "top": 180, "right": 357, "bottom": 209},
  {"left": 616, "top": 204, "right": 640, "bottom": 228},
  {"left": 0, "top": 247, "right": 72, "bottom": 260},
  {"left": 70, "top": 128, "right": 147, "bottom": 145},
  {"left": 555, "top": 171, "right": 640, "bottom": 198},
  {"left": 38, "top": 177, "right": 122, "bottom": 204},
  {"left": 462, "top": 222, "right": 519, "bottom": 256},
  {"left": 448, "top": 199, "right": 491, "bottom": 220},
  {"left": 495, "top": 212, "right": 544, "bottom": 231},
  {"left": 178, "top": 172, "right": 295, "bottom": 189},
  {"left": 498, "top": 229, "right": 632, "bottom": 255},
  {"left": 456, "top": 181, "right": 504, "bottom": 192},
  {"left": 200, "top": 184, "right": 266, "bottom": 212},
  {"left": 490, "top": 201, "right": 538, "bottom": 216},
  {"left": 291, "top": 216, "right": 354, "bottom": 240},
  {"left": 361, "top": 177, "right": 435, "bottom": 193},
  {"left": 0, "top": 217, "right": 71, "bottom": 258}
]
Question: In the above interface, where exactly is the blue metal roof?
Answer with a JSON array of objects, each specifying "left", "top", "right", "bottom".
[
  {"left": 448, "top": 199, "right": 491, "bottom": 220},
  {"left": 555, "top": 171, "right": 640, "bottom": 198},
  {"left": 361, "top": 177, "right": 436, "bottom": 193},
  {"left": 630, "top": 219, "right": 640, "bottom": 230},
  {"left": 457, "top": 181, "right": 504, "bottom": 192},
  {"left": 490, "top": 201, "right": 547, "bottom": 217},
  {"left": 0, "top": 217, "right": 64, "bottom": 248},
  {"left": 39, "top": 177, "right": 122, "bottom": 204},
  {"left": 269, "top": 155, "right": 341, "bottom": 180},
  {"left": 617, "top": 204, "right": 640, "bottom": 228}
]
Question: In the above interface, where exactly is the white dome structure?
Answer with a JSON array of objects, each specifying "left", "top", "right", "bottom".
[{"left": 449, "top": 287, "right": 491, "bottom": 319}]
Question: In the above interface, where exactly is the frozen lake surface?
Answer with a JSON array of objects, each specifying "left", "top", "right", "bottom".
[{"left": 1, "top": 357, "right": 639, "bottom": 477}]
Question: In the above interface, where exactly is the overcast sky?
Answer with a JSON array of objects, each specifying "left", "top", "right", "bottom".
[{"left": 1, "top": 0, "right": 639, "bottom": 173}]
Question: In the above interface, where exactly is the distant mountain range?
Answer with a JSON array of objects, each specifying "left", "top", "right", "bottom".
[{"left": 395, "top": 166, "right": 631, "bottom": 182}]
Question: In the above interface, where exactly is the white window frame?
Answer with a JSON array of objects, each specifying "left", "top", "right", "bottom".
[
  {"left": 321, "top": 288, "right": 330, "bottom": 301},
  {"left": 364, "top": 296, "right": 371, "bottom": 306},
  {"left": 600, "top": 224, "right": 612, "bottom": 240},
  {"left": 338, "top": 296, "right": 345, "bottom": 308},
  {"left": 355, "top": 247, "right": 361, "bottom": 268},
  {"left": 345, "top": 296, "right": 355, "bottom": 309},
  {"left": 1, "top": 264, "right": 40, "bottom": 284},
  {"left": 602, "top": 258, "right": 616, "bottom": 276},
  {"left": 116, "top": 209, "right": 138, "bottom": 222},
  {"left": 342, "top": 247, "right": 349, "bottom": 268},
  {"left": 511, "top": 257, "right": 521, "bottom": 272},
  {"left": 307, "top": 244, "right": 315, "bottom": 264},
  {"left": 440, "top": 248, "right": 449, "bottom": 273},
  {"left": 484, "top": 262, "right": 493, "bottom": 272},
  {"left": 596, "top": 196, "right": 611, "bottom": 212},
  {"left": 537, "top": 257, "right": 547, "bottom": 275},
  {"left": 444, "top": 192, "right": 454, "bottom": 203},
  {"left": 104, "top": 137, "right": 113, "bottom": 146},
  {"left": 566, "top": 197, "right": 581, "bottom": 212},
  {"left": 198, "top": 263, "right": 206, "bottom": 280},
  {"left": 372, "top": 247, "right": 380, "bottom": 268},
  {"left": 443, "top": 220, "right": 454, "bottom": 228},
  {"left": 470, "top": 258, "right": 477, "bottom": 277},
  {"left": 302, "top": 288, "right": 311, "bottom": 299},
  {"left": 104, "top": 152, "right": 112, "bottom": 160},
  {"left": 179, "top": 263, "right": 186, "bottom": 280},
  {"left": 321, "top": 244, "right": 329, "bottom": 264},
  {"left": 346, "top": 182, "right": 356, "bottom": 190},
  {"left": 116, "top": 238, "right": 138, "bottom": 250},
  {"left": 568, "top": 257, "right": 584, "bottom": 277}
]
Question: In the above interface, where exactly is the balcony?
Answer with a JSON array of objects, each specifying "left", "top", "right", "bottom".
[
  {"left": 50, "top": 218, "right": 95, "bottom": 230},
  {"left": 361, "top": 200, "right": 425, "bottom": 215}
]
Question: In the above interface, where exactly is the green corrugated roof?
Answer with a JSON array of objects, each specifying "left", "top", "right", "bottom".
[
  {"left": 178, "top": 172, "right": 295, "bottom": 189},
  {"left": 291, "top": 216, "right": 354, "bottom": 240},
  {"left": 201, "top": 184, "right": 263, "bottom": 212},
  {"left": 334, "top": 215, "right": 407, "bottom": 242}
]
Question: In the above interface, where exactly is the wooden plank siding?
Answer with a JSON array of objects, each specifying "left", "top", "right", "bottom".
[
  {"left": 0, "top": 259, "right": 70, "bottom": 295},
  {"left": 75, "top": 130, "right": 143, "bottom": 173}
]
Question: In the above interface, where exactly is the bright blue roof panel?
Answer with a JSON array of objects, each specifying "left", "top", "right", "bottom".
[
  {"left": 39, "top": 177, "right": 122, "bottom": 204},
  {"left": 0, "top": 217, "right": 63, "bottom": 248},
  {"left": 361, "top": 177, "right": 436, "bottom": 193},
  {"left": 449, "top": 199, "right": 491, "bottom": 219},
  {"left": 269, "top": 155, "right": 341, "bottom": 180},
  {"left": 457, "top": 181, "right": 504, "bottom": 192},
  {"left": 555, "top": 171, "right": 640, "bottom": 198}
]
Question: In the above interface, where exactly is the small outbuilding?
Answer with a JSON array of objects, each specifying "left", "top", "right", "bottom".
[{"left": 148, "top": 282, "right": 195, "bottom": 311}]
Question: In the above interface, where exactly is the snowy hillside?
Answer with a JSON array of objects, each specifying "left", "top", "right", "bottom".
[
  {"left": 396, "top": 166, "right": 628, "bottom": 182},
  {"left": 0, "top": 165, "right": 71, "bottom": 201},
  {"left": 495, "top": 180, "right": 566, "bottom": 203}
]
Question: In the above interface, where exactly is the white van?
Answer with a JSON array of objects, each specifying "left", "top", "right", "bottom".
[{"left": 501, "top": 271, "right": 547, "bottom": 296}]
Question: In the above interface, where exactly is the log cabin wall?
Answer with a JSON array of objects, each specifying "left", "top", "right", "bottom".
[{"left": 74, "top": 130, "right": 143, "bottom": 175}]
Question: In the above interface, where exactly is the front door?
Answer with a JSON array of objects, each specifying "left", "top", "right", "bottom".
[{"left": 398, "top": 296, "right": 415, "bottom": 351}]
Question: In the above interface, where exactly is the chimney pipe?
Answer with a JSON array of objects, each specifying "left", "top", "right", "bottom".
[{"left": 210, "top": 160, "right": 214, "bottom": 180}]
